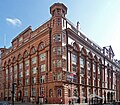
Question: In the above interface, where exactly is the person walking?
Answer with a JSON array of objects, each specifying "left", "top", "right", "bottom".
[
  {"left": 60, "top": 99, "right": 63, "bottom": 105},
  {"left": 69, "top": 100, "right": 71, "bottom": 105},
  {"left": 72, "top": 99, "right": 74, "bottom": 105}
]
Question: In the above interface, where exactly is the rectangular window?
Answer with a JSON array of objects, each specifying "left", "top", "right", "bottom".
[
  {"left": 93, "top": 63, "right": 96, "bottom": 72},
  {"left": 88, "top": 70, "right": 91, "bottom": 77},
  {"left": 56, "top": 60, "right": 61, "bottom": 67},
  {"left": 80, "top": 68, "right": 84, "bottom": 75},
  {"left": 72, "top": 54, "right": 77, "bottom": 64},
  {"left": 40, "top": 53, "right": 46, "bottom": 61},
  {"left": 25, "top": 78, "right": 29, "bottom": 85},
  {"left": 40, "top": 64, "right": 46, "bottom": 72},
  {"left": 25, "top": 60, "right": 29, "bottom": 67},
  {"left": 57, "top": 73, "right": 62, "bottom": 80},
  {"left": 25, "top": 70, "right": 29, "bottom": 76},
  {"left": 87, "top": 61, "right": 91, "bottom": 70},
  {"left": 62, "top": 46, "right": 66, "bottom": 54},
  {"left": 80, "top": 58, "right": 85, "bottom": 67},
  {"left": 58, "top": 18, "right": 61, "bottom": 26},
  {"left": 53, "top": 47, "right": 61, "bottom": 55},
  {"left": 31, "top": 57, "right": 36, "bottom": 64},
  {"left": 19, "top": 72, "right": 23, "bottom": 78},
  {"left": 62, "top": 34, "right": 66, "bottom": 43},
  {"left": 6, "top": 69, "right": 8, "bottom": 74},
  {"left": 10, "top": 75, "right": 12, "bottom": 80},
  {"left": 10, "top": 67, "right": 12, "bottom": 73},
  {"left": 72, "top": 64, "right": 77, "bottom": 72},
  {"left": 81, "top": 77, "right": 85, "bottom": 84},
  {"left": 40, "top": 87, "right": 44, "bottom": 96},
  {"left": 98, "top": 74, "right": 100, "bottom": 80},
  {"left": 98, "top": 80, "right": 100, "bottom": 87},
  {"left": 88, "top": 88, "right": 92, "bottom": 96},
  {"left": 56, "top": 47, "right": 61, "bottom": 55},
  {"left": 66, "top": 73, "right": 72, "bottom": 82},
  {"left": 40, "top": 75, "right": 45, "bottom": 83},
  {"left": 19, "top": 79, "right": 22, "bottom": 85},
  {"left": 24, "top": 89, "right": 28, "bottom": 96},
  {"left": 14, "top": 74, "right": 17, "bottom": 79},
  {"left": 19, "top": 63, "right": 23, "bottom": 70},
  {"left": 53, "top": 34, "right": 61, "bottom": 42},
  {"left": 14, "top": 65, "right": 17, "bottom": 72},
  {"left": 31, "top": 87, "right": 36, "bottom": 96},
  {"left": 32, "top": 67, "right": 37, "bottom": 74},
  {"left": 82, "top": 87, "right": 85, "bottom": 97},
  {"left": 88, "top": 78, "right": 91, "bottom": 85},
  {"left": 98, "top": 65, "right": 101, "bottom": 74},
  {"left": 73, "top": 75, "right": 77, "bottom": 83},
  {"left": 93, "top": 72, "right": 96, "bottom": 78},
  {"left": 73, "top": 89, "right": 78, "bottom": 96},
  {"left": 6, "top": 76, "right": 8, "bottom": 81},
  {"left": 32, "top": 77, "right": 36, "bottom": 84},
  {"left": 94, "top": 80, "right": 96, "bottom": 86}
]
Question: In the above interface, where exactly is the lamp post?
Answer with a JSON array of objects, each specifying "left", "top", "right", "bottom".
[{"left": 11, "top": 83, "right": 17, "bottom": 105}]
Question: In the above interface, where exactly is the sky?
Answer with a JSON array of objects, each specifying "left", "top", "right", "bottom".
[{"left": 0, "top": 0, "right": 120, "bottom": 59}]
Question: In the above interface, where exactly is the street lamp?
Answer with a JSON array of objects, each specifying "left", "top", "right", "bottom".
[{"left": 11, "top": 83, "right": 17, "bottom": 105}]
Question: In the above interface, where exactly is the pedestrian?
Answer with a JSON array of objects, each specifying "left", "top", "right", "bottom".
[
  {"left": 60, "top": 99, "right": 63, "bottom": 105},
  {"left": 72, "top": 99, "right": 74, "bottom": 105},
  {"left": 69, "top": 100, "right": 71, "bottom": 105}
]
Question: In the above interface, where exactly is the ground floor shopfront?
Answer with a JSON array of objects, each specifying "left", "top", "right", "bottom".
[{"left": 1, "top": 84, "right": 117, "bottom": 104}]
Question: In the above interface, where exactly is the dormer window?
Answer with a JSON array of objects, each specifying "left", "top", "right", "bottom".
[{"left": 103, "top": 46, "right": 115, "bottom": 60}]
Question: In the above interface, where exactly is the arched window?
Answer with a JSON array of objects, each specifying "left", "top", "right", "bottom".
[
  {"left": 30, "top": 47, "right": 36, "bottom": 55},
  {"left": 57, "top": 88, "right": 62, "bottom": 97},
  {"left": 18, "top": 54, "right": 22, "bottom": 61},
  {"left": 24, "top": 51, "right": 29, "bottom": 58},
  {"left": 73, "top": 42, "right": 80, "bottom": 51},
  {"left": 12, "top": 57, "right": 16, "bottom": 63},
  {"left": 49, "top": 89, "right": 53, "bottom": 97},
  {"left": 38, "top": 42, "right": 45, "bottom": 51},
  {"left": 8, "top": 59, "right": 11, "bottom": 65}
]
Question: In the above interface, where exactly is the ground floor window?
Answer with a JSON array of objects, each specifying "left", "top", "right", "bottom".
[
  {"left": 57, "top": 88, "right": 62, "bottom": 97},
  {"left": 68, "top": 89, "right": 71, "bottom": 97},
  {"left": 49, "top": 89, "right": 53, "bottom": 97}
]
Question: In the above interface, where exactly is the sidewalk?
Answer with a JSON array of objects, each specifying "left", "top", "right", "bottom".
[{"left": 8, "top": 101, "right": 89, "bottom": 105}]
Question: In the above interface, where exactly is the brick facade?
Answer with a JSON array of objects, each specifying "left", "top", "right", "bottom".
[{"left": 0, "top": 3, "right": 120, "bottom": 104}]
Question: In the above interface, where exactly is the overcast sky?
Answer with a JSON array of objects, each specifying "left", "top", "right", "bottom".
[{"left": 0, "top": 0, "right": 120, "bottom": 59}]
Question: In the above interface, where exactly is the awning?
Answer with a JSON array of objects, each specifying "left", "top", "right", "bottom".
[
  {"left": 89, "top": 94, "right": 103, "bottom": 99},
  {"left": 71, "top": 96, "right": 79, "bottom": 99}
]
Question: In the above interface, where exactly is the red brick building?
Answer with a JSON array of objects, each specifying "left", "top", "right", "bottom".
[
  {"left": 0, "top": 48, "right": 6, "bottom": 101},
  {"left": 0, "top": 3, "right": 120, "bottom": 104}
]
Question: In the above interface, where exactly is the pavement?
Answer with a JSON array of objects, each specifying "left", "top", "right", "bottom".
[
  {"left": 8, "top": 102, "right": 88, "bottom": 105},
  {"left": 7, "top": 101, "right": 120, "bottom": 105}
]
